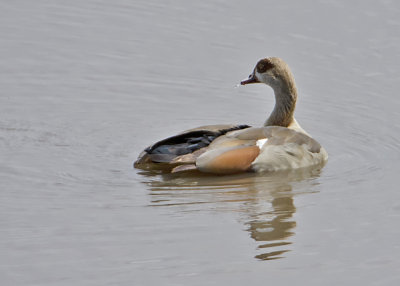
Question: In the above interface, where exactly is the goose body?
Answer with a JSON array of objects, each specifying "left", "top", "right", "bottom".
[{"left": 134, "top": 57, "right": 328, "bottom": 174}]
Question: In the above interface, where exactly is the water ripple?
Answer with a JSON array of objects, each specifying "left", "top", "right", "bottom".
[{"left": 138, "top": 166, "right": 323, "bottom": 260}]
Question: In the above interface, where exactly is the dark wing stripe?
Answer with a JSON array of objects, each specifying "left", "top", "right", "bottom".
[{"left": 144, "top": 125, "right": 250, "bottom": 163}]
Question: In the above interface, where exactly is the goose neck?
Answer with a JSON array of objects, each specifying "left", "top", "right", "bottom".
[{"left": 264, "top": 86, "right": 297, "bottom": 127}]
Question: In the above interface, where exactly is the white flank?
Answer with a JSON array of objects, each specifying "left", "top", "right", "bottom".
[{"left": 256, "top": 138, "right": 268, "bottom": 149}]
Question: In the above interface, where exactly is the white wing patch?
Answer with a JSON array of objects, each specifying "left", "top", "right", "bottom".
[{"left": 256, "top": 138, "right": 268, "bottom": 149}]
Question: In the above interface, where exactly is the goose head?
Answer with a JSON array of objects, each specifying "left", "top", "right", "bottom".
[{"left": 241, "top": 57, "right": 297, "bottom": 95}]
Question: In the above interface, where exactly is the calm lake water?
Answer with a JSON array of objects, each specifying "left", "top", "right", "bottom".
[{"left": 1, "top": 0, "right": 400, "bottom": 285}]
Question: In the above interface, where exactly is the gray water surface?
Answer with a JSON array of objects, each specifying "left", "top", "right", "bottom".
[{"left": 1, "top": 1, "right": 400, "bottom": 285}]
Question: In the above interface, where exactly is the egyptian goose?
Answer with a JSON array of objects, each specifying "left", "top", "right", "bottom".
[{"left": 134, "top": 57, "right": 328, "bottom": 174}]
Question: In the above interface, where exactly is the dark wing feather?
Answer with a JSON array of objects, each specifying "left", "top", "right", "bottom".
[{"left": 134, "top": 124, "right": 250, "bottom": 169}]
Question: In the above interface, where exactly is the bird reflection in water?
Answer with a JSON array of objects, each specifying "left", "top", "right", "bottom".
[
  {"left": 138, "top": 166, "right": 323, "bottom": 261},
  {"left": 245, "top": 184, "right": 296, "bottom": 260}
]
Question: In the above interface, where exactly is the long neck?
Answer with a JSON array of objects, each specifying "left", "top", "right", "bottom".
[{"left": 264, "top": 82, "right": 297, "bottom": 127}]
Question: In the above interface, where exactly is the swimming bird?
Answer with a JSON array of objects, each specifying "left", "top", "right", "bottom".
[{"left": 134, "top": 57, "right": 328, "bottom": 174}]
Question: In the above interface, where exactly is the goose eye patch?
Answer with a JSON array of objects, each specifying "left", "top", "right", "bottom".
[{"left": 256, "top": 59, "right": 274, "bottom": 73}]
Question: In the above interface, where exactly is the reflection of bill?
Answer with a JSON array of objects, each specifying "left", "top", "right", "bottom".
[{"left": 141, "top": 165, "right": 324, "bottom": 261}]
